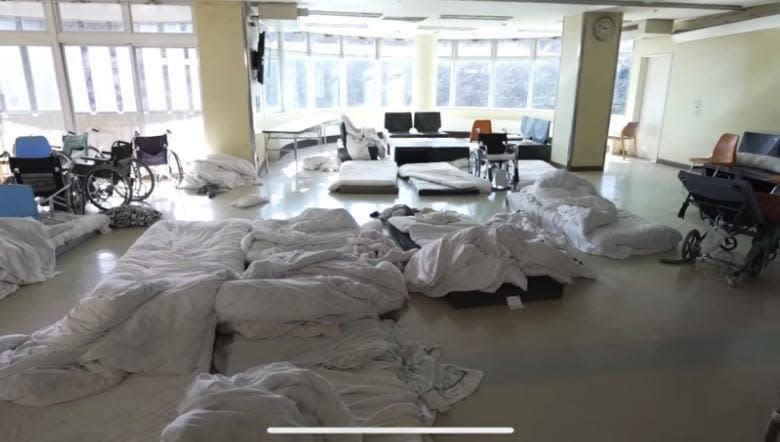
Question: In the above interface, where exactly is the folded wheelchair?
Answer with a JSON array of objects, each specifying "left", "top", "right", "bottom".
[
  {"left": 668, "top": 170, "right": 779, "bottom": 284},
  {"left": 133, "top": 131, "right": 183, "bottom": 188}
]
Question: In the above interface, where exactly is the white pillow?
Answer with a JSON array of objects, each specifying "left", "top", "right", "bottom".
[
  {"left": 230, "top": 194, "right": 269, "bottom": 209},
  {"left": 736, "top": 153, "right": 780, "bottom": 174},
  {"left": 346, "top": 134, "right": 371, "bottom": 160}
]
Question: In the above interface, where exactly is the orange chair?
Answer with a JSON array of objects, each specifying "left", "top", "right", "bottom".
[
  {"left": 689, "top": 133, "right": 739, "bottom": 173},
  {"left": 470, "top": 120, "right": 492, "bottom": 142}
]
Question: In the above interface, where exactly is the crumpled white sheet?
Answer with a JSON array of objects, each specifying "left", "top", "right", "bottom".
[
  {"left": 389, "top": 211, "right": 479, "bottom": 247},
  {"left": 404, "top": 222, "right": 594, "bottom": 297},
  {"left": 524, "top": 169, "right": 618, "bottom": 233},
  {"left": 508, "top": 169, "right": 682, "bottom": 259},
  {"left": 0, "top": 218, "right": 57, "bottom": 300},
  {"left": 161, "top": 362, "right": 360, "bottom": 442},
  {"left": 303, "top": 154, "right": 340, "bottom": 172},
  {"left": 398, "top": 162, "right": 492, "bottom": 194},
  {"left": 343, "top": 114, "right": 387, "bottom": 160},
  {"left": 229, "top": 194, "right": 269, "bottom": 209},
  {"left": 0, "top": 220, "right": 251, "bottom": 406},
  {"left": 180, "top": 154, "right": 260, "bottom": 190},
  {"left": 218, "top": 249, "right": 409, "bottom": 339},
  {"left": 43, "top": 212, "right": 111, "bottom": 250}
]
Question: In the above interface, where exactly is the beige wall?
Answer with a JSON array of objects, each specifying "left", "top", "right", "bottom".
[
  {"left": 629, "top": 28, "right": 780, "bottom": 165},
  {"left": 193, "top": 1, "right": 254, "bottom": 161}
]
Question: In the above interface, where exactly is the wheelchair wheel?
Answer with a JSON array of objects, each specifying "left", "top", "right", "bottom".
[
  {"left": 85, "top": 165, "right": 132, "bottom": 211},
  {"left": 720, "top": 236, "right": 738, "bottom": 251},
  {"left": 745, "top": 243, "right": 767, "bottom": 279},
  {"left": 68, "top": 177, "right": 86, "bottom": 215},
  {"left": 681, "top": 229, "right": 702, "bottom": 263},
  {"left": 129, "top": 159, "right": 155, "bottom": 202},
  {"left": 167, "top": 150, "right": 183, "bottom": 188}
]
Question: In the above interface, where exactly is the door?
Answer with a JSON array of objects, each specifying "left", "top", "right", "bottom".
[{"left": 636, "top": 54, "right": 672, "bottom": 161}]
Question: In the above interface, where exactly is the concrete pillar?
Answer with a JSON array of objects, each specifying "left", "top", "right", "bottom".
[
  {"left": 413, "top": 34, "right": 438, "bottom": 110},
  {"left": 193, "top": 1, "right": 255, "bottom": 161},
  {"left": 552, "top": 12, "right": 623, "bottom": 170}
]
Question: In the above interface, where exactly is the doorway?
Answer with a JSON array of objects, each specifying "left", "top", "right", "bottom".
[{"left": 635, "top": 54, "right": 672, "bottom": 161}]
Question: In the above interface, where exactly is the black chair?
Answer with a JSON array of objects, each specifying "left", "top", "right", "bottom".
[
  {"left": 384, "top": 112, "right": 413, "bottom": 134},
  {"left": 413, "top": 112, "right": 442, "bottom": 133},
  {"left": 337, "top": 122, "right": 379, "bottom": 162}
]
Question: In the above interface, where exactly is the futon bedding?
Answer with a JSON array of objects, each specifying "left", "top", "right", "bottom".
[
  {"left": 329, "top": 159, "right": 398, "bottom": 193},
  {"left": 507, "top": 170, "right": 682, "bottom": 259}
]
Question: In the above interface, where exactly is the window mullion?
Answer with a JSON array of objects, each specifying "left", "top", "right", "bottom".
[{"left": 129, "top": 47, "right": 146, "bottom": 132}]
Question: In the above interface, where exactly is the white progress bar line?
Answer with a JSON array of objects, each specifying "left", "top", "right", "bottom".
[{"left": 268, "top": 427, "right": 514, "bottom": 434}]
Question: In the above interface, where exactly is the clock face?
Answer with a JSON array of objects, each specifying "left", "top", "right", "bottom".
[{"left": 593, "top": 16, "right": 615, "bottom": 41}]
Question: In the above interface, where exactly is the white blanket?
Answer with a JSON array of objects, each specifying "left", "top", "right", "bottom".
[
  {"left": 343, "top": 114, "right": 387, "bottom": 160},
  {"left": 302, "top": 153, "right": 340, "bottom": 172},
  {"left": 0, "top": 220, "right": 251, "bottom": 406},
  {"left": 508, "top": 169, "right": 682, "bottom": 259},
  {"left": 329, "top": 160, "right": 398, "bottom": 192},
  {"left": 0, "top": 218, "right": 57, "bottom": 301},
  {"left": 219, "top": 250, "right": 409, "bottom": 339},
  {"left": 180, "top": 154, "right": 260, "bottom": 190},
  {"left": 389, "top": 211, "right": 479, "bottom": 247},
  {"left": 398, "top": 162, "right": 492, "bottom": 193},
  {"left": 404, "top": 222, "right": 594, "bottom": 298},
  {"left": 162, "top": 362, "right": 360, "bottom": 442}
]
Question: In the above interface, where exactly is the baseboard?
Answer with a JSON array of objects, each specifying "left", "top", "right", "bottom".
[
  {"left": 656, "top": 158, "right": 689, "bottom": 169},
  {"left": 568, "top": 165, "right": 604, "bottom": 172},
  {"left": 549, "top": 161, "right": 566, "bottom": 169}
]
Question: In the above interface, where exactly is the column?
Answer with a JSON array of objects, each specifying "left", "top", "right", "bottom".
[
  {"left": 193, "top": 1, "right": 255, "bottom": 161},
  {"left": 413, "top": 33, "right": 438, "bottom": 110},
  {"left": 552, "top": 12, "right": 623, "bottom": 170}
]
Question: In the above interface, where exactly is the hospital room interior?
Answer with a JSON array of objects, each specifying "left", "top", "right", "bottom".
[{"left": 1, "top": 0, "right": 780, "bottom": 440}]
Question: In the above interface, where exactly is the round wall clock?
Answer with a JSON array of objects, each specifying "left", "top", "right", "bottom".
[{"left": 593, "top": 16, "right": 616, "bottom": 41}]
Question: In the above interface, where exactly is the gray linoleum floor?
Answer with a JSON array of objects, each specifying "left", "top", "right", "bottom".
[{"left": 1, "top": 146, "right": 778, "bottom": 442}]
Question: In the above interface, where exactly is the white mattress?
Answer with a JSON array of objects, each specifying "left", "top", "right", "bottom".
[
  {"left": 398, "top": 162, "right": 492, "bottom": 193},
  {"left": 0, "top": 374, "right": 194, "bottom": 442},
  {"left": 329, "top": 160, "right": 398, "bottom": 191},
  {"left": 515, "top": 160, "right": 557, "bottom": 189},
  {"left": 506, "top": 191, "right": 682, "bottom": 259}
]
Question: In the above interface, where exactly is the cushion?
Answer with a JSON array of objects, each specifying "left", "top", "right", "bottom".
[
  {"left": 229, "top": 194, "right": 269, "bottom": 209},
  {"left": 103, "top": 205, "right": 162, "bottom": 228},
  {"left": 736, "top": 153, "right": 780, "bottom": 174}
]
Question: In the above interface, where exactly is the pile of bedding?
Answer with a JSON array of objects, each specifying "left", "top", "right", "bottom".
[
  {"left": 180, "top": 154, "right": 260, "bottom": 192},
  {"left": 508, "top": 169, "right": 682, "bottom": 259},
  {"left": 404, "top": 216, "right": 594, "bottom": 298},
  {"left": 0, "top": 220, "right": 251, "bottom": 406},
  {"left": 0, "top": 218, "right": 57, "bottom": 301},
  {"left": 43, "top": 212, "right": 110, "bottom": 249},
  {"left": 398, "top": 162, "right": 492, "bottom": 195}
]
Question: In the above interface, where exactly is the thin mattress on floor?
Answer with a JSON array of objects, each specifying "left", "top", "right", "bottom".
[
  {"left": 329, "top": 160, "right": 398, "bottom": 193},
  {"left": 506, "top": 191, "right": 682, "bottom": 259},
  {"left": 515, "top": 160, "right": 557, "bottom": 189},
  {"left": 398, "top": 162, "right": 491, "bottom": 194}
]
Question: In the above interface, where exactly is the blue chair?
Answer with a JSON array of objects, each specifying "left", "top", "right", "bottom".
[
  {"left": 14, "top": 136, "right": 53, "bottom": 158},
  {"left": 0, "top": 184, "right": 41, "bottom": 220}
]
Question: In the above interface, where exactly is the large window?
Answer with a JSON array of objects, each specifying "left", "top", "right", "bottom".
[
  {"left": 264, "top": 32, "right": 413, "bottom": 111},
  {"left": 0, "top": 1, "right": 45, "bottom": 31},
  {"left": 0, "top": 46, "right": 63, "bottom": 151},
  {"left": 0, "top": 2, "right": 202, "bottom": 159},
  {"left": 437, "top": 38, "right": 561, "bottom": 110},
  {"left": 612, "top": 40, "right": 633, "bottom": 115}
]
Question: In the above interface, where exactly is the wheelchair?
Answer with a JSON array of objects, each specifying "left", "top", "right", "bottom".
[
  {"left": 470, "top": 132, "right": 519, "bottom": 191},
  {"left": 4, "top": 136, "right": 86, "bottom": 214},
  {"left": 61, "top": 131, "right": 154, "bottom": 204},
  {"left": 133, "top": 130, "right": 183, "bottom": 188},
  {"left": 666, "top": 170, "right": 780, "bottom": 285}
]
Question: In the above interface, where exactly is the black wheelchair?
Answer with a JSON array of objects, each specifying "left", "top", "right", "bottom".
[
  {"left": 667, "top": 170, "right": 780, "bottom": 285},
  {"left": 133, "top": 130, "right": 183, "bottom": 188}
]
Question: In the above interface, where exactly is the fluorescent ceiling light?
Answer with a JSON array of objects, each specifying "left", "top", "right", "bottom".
[
  {"left": 308, "top": 10, "right": 382, "bottom": 18},
  {"left": 439, "top": 14, "right": 513, "bottom": 21}
]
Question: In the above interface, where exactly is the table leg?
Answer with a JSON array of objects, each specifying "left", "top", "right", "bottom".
[
  {"left": 293, "top": 136, "right": 299, "bottom": 172},
  {"left": 319, "top": 125, "right": 325, "bottom": 152},
  {"left": 263, "top": 134, "right": 270, "bottom": 174}
]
